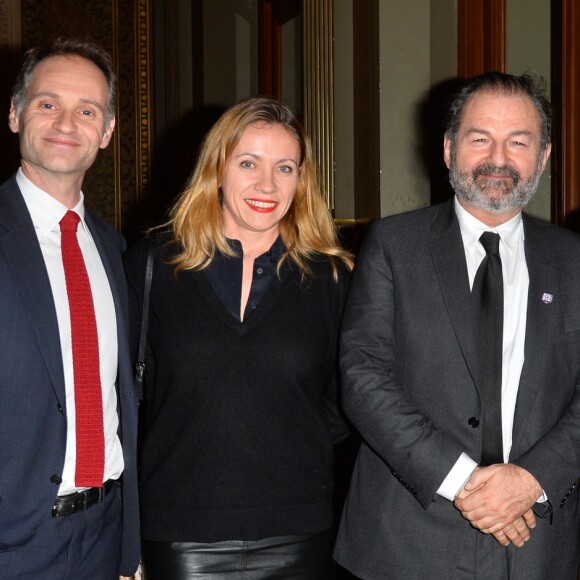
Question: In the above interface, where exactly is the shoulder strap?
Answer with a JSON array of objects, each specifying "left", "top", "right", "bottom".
[{"left": 134, "top": 239, "right": 155, "bottom": 401}]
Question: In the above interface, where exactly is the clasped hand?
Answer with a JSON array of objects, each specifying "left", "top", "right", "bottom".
[{"left": 454, "top": 464, "right": 542, "bottom": 548}]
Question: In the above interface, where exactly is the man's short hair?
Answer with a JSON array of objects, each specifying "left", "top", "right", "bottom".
[{"left": 11, "top": 37, "right": 116, "bottom": 123}]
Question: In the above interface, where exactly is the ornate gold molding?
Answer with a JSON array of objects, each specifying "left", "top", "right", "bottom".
[
  {"left": 111, "top": 0, "right": 151, "bottom": 232},
  {"left": 112, "top": 0, "right": 151, "bottom": 231},
  {"left": 111, "top": 0, "right": 121, "bottom": 230},
  {"left": 302, "top": 0, "right": 334, "bottom": 211},
  {"left": 135, "top": 0, "right": 151, "bottom": 206}
]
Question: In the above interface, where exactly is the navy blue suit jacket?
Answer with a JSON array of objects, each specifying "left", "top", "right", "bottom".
[{"left": 0, "top": 175, "right": 140, "bottom": 575}]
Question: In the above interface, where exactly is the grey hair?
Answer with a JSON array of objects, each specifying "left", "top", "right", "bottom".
[{"left": 445, "top": 71, "right": 552, "bottom": 155}]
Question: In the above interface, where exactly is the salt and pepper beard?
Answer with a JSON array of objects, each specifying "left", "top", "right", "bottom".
[{"left": 448, "top": 149, "right": 545, "bottom": 214}]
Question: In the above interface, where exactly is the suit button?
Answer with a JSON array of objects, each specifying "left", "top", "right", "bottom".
[
  {"left": 57, "top": 404, "right": 64, "bottom": 414},
  {"left": 468, "top": 417, "right": 479, "bottom": 428},
  {"left": 50, "top": 474, "right": 62, "bottom": 485}
]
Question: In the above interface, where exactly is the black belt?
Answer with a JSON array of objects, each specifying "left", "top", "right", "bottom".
[{"left": 52, "top": 479, "right": 116, "bottom": 517}]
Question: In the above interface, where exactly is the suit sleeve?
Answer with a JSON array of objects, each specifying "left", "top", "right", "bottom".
[
  {"left": 511, "top": 233, "right": 580, "bottom": 515},
  {"left": 340, "top": 221, "right": 467, "bottom": 510},
  {"left": 514, "top": 380, "right": 580, "bottom": 512}
]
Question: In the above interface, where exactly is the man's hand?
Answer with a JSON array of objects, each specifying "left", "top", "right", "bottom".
[
  {"left": 455, "top": 464, "right": 541, "bottom": 534},
  {"left": 489, "top": 509, "right": 536, "bottom": 547}
]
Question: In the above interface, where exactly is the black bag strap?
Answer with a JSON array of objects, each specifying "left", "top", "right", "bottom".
[{"left": 134, "top": 239, "right": 155, "bottom": 401}]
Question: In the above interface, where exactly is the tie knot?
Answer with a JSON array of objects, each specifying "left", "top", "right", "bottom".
[
  {"left": 60, "top": 210, "right": 81, "bottom": 233},
  {"left": 479, "top": 231, "right": 500, "bottom": 256}
]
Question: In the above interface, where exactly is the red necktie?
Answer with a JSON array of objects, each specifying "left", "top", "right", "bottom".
[{"left": 60, "top": 210, "right": 105, "bottom": 487}]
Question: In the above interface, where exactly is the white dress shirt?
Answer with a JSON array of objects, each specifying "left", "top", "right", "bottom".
[
  {"left": 437, "top": 196, "right": 529, "bottom": 500},
  {"left": 17, "top": 168, "right": 124, "bottom": 494}
]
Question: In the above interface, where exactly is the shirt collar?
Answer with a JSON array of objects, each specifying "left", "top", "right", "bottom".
[
  {"left": 225, "top": 235, "right": 286, "bottom": 262},
  {"left": 454, "top": 195, "right": 524, "bottom": 256},
  {"left": 16, "top": 167, "right": 92, "bottom": 240}
]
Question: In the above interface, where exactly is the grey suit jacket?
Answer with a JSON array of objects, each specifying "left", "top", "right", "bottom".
[
  {"left": 334, "top": 199, "right": 580, "bottom": 579},
  {"left": 0, "top": 175, "right": 140, "bottom": 575}
]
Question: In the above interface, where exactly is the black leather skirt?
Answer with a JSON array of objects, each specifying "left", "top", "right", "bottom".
[{"left": 141, "top": 529, "right": 336, "bottom": 579}]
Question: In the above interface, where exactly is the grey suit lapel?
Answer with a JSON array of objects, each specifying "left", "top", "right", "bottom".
[
  {"left": 0, "top": 176, "right": 66, "bottom": 402},
  {"left": 510, "top": 216, "right": 559, "bottom": 458},
  {"left": 429, "top": 201, "right": 480, "bottom": 391}
]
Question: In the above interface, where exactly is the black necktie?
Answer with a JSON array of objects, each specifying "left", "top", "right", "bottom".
[{"left": 472, "top": 231, "right": 504, "bottom": 466}]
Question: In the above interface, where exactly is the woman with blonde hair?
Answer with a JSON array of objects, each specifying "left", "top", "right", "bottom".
[{"left": 125, "top": 96, "right": 353, "bottom": 579}]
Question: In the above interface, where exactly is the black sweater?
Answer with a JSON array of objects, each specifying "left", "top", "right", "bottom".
[{"left": 124, "top": 237, "right": 350, "bottom": 543}]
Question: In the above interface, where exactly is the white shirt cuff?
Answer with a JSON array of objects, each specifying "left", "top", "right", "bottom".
[{"left": 436, "top": 453, "right": 478, "bottom": 501}]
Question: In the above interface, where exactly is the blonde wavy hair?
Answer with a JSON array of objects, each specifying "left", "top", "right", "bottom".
[{"left": 168, "top": 96, "right": 353, "bottom": 278}]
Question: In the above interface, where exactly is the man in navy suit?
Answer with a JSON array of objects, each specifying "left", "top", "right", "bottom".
[
  {"left": 0, "top": 38, "right": 139, "bottom": 578},
  {"left": 335, "top": 72, "right": 580, "bottom": 579}
]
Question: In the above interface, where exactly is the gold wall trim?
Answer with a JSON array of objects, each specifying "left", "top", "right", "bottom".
[
  {"left": 112, "top": 0, "right": 121, "bottom": 230},
  {"left": 303, "top": 0, "right": 334, "bottom": 211},
  {"left": 135, "top": 0, "right": 152, "bottom": 207},
  {"left": 335, "top": 218, "right": 373, "bottom": 229}
]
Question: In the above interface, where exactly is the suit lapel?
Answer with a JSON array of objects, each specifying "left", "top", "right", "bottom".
[
  {"left": 0, "top": 176, "right": 66, "bottom": 402},
  {"left": 85, "top": 213, "right": 126, "bottom": 324},
  {"left": 510, "top": 216, "right": 559, "bottom": 458},
  {"left": 429, "top": 201, "right": 480, "bottom": 391},
  {"left": 84, "top": 212, "right": 132, "bottom": 402}
]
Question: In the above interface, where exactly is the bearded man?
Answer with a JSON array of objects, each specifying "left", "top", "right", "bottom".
[{"left": 334, "top": 71, "right": 580, "bottom": 579}]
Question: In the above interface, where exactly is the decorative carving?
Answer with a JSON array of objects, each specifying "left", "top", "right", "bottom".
[{"left": 136, "top": 0, "right": 151, "bottom": 206}]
